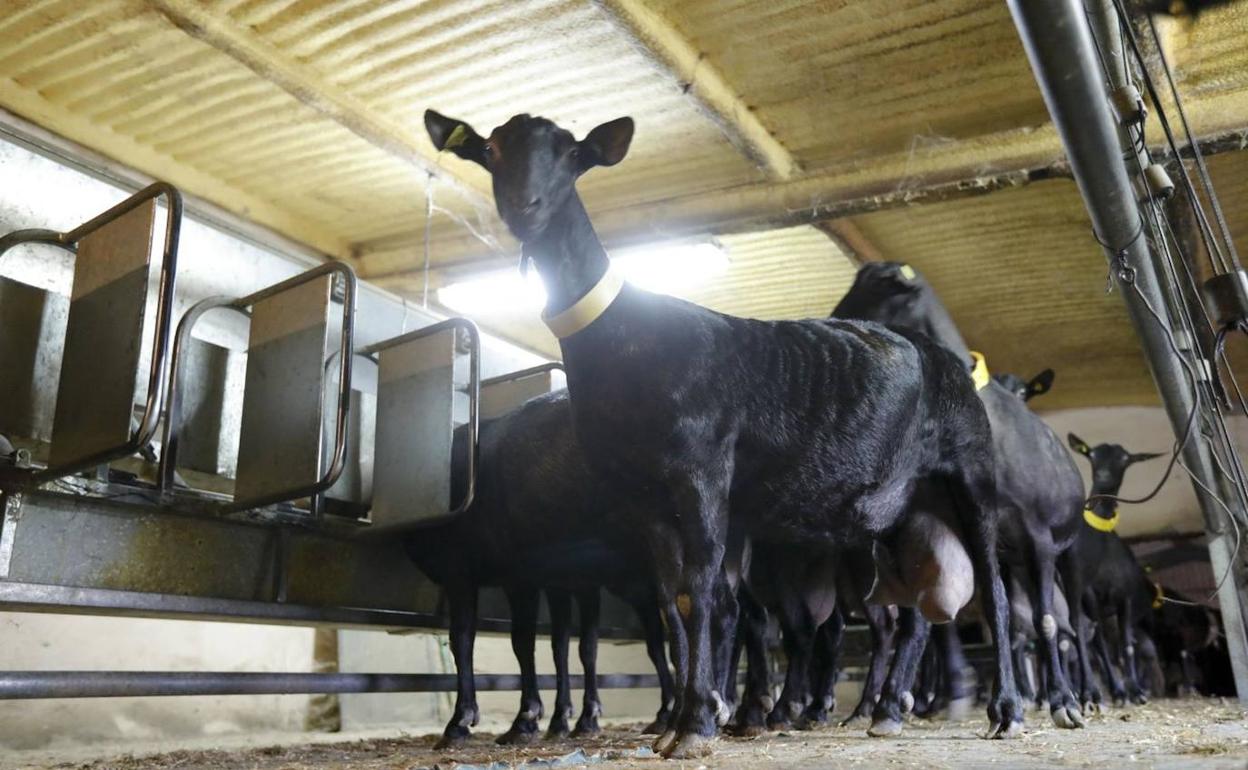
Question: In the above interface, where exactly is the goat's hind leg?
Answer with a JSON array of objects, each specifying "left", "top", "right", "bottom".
[
  {"left": 948, "top": 455, "right": 1023, "bottom": 739},
  {"left": 868, "top": 607, "right": 931, "bottom": 737},
  {"left": 1030, "top": 544, "right": 1084, "bottom": 729}
]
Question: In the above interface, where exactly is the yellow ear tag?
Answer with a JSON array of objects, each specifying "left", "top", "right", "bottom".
[
  {"left": 444, "top": 124, "right": 468, "bottom": 151},
  {"left": 899, "top": 264, "right": 916, "bottom": 281}
]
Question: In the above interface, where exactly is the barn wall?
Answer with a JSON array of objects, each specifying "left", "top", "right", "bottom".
[{"left": 1041, "top": 405, "right": 1248, "bottom": 537}]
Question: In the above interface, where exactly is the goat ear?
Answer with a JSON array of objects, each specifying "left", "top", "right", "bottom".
[
  {"left": 1025, "top": 369, "right": 1055, "bottom": 400},
  {"left": 425, "top": 109, "right": 488, "bottom": 168},
  {"left": 1068, "top": 433, "right": 1091, "bottom": 456},
  {"left": 1129, "top": 451, "right": 1164, "bottom": 464},
  {"left": 579, "top": 117, "right": 634, "bottom": 170}
]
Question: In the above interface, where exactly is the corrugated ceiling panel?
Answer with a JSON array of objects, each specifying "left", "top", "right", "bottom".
[
  {"left": 651, "top": 0, "right": 1050, "bottom": 170},
  {"left": 213, "top": 0, "right": 763, "bottom": 214}
]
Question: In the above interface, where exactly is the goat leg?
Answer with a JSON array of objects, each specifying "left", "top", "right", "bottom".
[
  {"left": 572, "top": 588, "right": 604, "bottom": 737},
  {"left": 868, "top": 606, "right": 930, "bottom": 736},
  {"left": 497, "top": 587, "right": 544, "bottom": 745},
  {"left": 841, "top": 603, "right": 896, "bottom": 726},
  {"left": 435, "top": 585, "right": 480, "bottom": 750}
]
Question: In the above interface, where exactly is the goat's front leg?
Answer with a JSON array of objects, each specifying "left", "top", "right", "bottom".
[
  {"left": 497, "top": 587, "right": 544, "bottom": 745},
  {"left": 662, "top": 475, "right": 730, "bottom": 759},
  {"left": 1119, "top": 599, "right": 1147, "bottom": 705},
  {"left": 435, "top": 584, "right": 480, "bottom": 749},
  {"left": 544, "top": 588, "right": 574, "bottom": 739},
  {"left": 573, "top": 588, "right": 604, "bottom": 736},
  {"left": 633, "top": 593, "right": 676, "bottom": 735}
]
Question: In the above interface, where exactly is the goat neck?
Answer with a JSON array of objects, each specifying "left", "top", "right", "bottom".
[{"left": 523, "top": 192, "right": 610, "bottom": 318}]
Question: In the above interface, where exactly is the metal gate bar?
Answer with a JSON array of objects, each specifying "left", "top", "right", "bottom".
[{"left": 0, "top": 671, "right": 663, "bottom": 700}]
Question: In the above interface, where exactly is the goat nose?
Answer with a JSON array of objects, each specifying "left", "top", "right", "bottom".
[{"left": 523, "top": 197, "right": 541, "bottom": 215}]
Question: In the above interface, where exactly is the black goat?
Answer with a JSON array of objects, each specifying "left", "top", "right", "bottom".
[
  {"left": 405, "top": 390, "right": 674, "bottom": 748},
  {"left": 832, "top": 262, "right": 1088, "bottom": 728},
  {"left": 425, "top": 110, "right": 1020, "bottom": 756},
  {"left": 1067, "top": 434, "right": 1162, "bottom": 706},
  {"left": 992, "top": 369, "right": 1055, "bottom": 402}
]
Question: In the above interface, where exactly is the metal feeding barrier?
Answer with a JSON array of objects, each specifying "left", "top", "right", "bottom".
[
  {"left": 0, "top": 179, "right": 666, "bottom": 702},
  {"left": 0, "top": 183, "right": 182, "bottom": 484}
]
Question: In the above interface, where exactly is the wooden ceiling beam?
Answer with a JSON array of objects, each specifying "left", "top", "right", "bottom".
[
  {"left": 591, "top": 0, "right": 798, "bottom": 181},
  {"left": 143, "top": 0, "right": 492, "bottom": 213},
  {"left": 816, "top": 219, "right": 887, "bottom": 266}
]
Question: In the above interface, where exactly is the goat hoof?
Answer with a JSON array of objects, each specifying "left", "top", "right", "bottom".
[
  {"left": 434, "top": 728, "right": 470, "bottom": 750},
  {"left": 664, "top": 732, "right": 715, "bottom": 759},
  {"left": 712, "top": 691, "right": 733, "bottom": 727},
  {"left": 1130, "top": 693, "right": 1148, "bottom": 706},
  {"left": 652, "top": 729, "right": 678, "bottom": 755},
  {"left": 641, "top": 712, "right": 671, "bottom": 736},
  {"left": 1082, "top": 700, "right": 1105, "bottom": 716},
  {"left": 985, "top": 719, "right": 1024, "bottom": 740},
  {"left": 840, "top": 712, "right": 871, "bottom": 728},
  {"left": 867, "top": 717, "right": 904, "bottom": 737},
  {"left": 496, "top": 730, "right": 540, "bottom": 746},
  {"left": 1050, "top": 704, "right": 1085, "bottom": 730},
  {"left": 571, "top": 719, "right": 601, "bottom": 738},
  {"left": 900, "top": 692, "right": 915, "bottom": 714},
  {"left": 496, "top": 723, "right": 541, "bottom": 746},
  {"left": 728, "top": 722, "right": 766, "bottom": 738}
]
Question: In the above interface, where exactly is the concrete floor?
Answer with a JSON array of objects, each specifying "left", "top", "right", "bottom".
[{"left": 7, "top": 699, "right": 1248, "bottom": 770}]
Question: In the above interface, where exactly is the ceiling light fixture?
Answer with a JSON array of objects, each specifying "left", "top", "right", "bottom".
[{"left": 436, "top": 240, "right": 729, "bottom": 316}]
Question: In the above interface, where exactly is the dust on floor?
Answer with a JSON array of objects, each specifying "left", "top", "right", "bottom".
[{"left": 11, "top": 700, "right": 1248, "bottom": 770}]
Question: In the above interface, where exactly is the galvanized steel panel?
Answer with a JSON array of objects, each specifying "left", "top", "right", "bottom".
[
  {"left": 371, "top": 328, "right": 457, "bottom": 530},
  {"left": 48, "top": 199, "right": 156, "bottom": 470},
  {"left": 0, "top": 277, "right": 68, "bottom": 442},
  {"left": 234, "top": 274, "right": 332, "bottom": 506}
]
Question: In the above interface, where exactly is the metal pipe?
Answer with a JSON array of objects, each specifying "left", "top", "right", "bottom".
[
  {"left": 0, "top": 671, "right": 663, "bottom": 700},
  {"left": 1007, "top": 0, "right": 1248, "bottom": 701}
]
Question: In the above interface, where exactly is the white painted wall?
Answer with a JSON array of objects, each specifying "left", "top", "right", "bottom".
[{"left": 1040, "top": 405, "right": 1247, "bottom": 537}]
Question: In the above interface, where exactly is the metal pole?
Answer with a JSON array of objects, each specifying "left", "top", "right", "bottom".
[
  {"left": 0, "top": 671, "right": 664, "bottom": 699},
  {"left": 1007, "top": 0, "right": 1248, "bottom": 702}
]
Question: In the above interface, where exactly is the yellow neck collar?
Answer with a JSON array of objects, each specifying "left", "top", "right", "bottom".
[
  {"left": 542, "top": 265, "right": 624, "bottom": 339},
  {"left": 1083, "top": 507, "right": 1119, "bottom": 532},
  {"left": 970, "top": 351, "right": 990, "bottom": 391}
]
